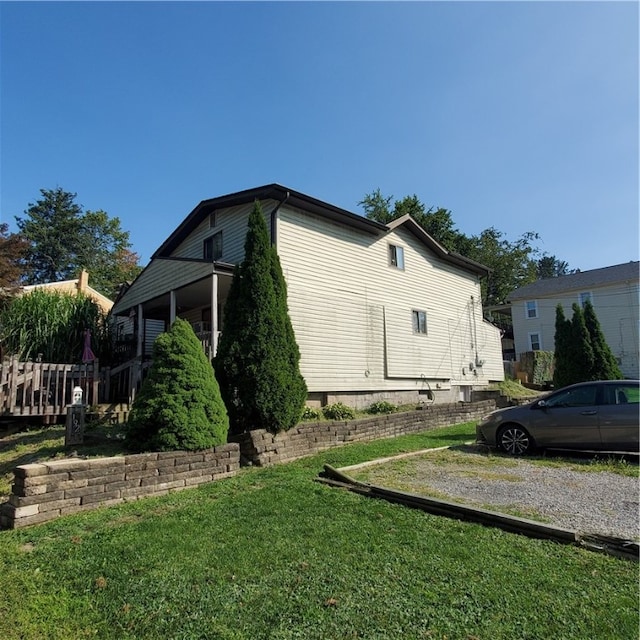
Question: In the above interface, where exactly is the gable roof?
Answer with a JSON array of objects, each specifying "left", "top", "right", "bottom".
[
  {"left": 508, "top": 261, "right": 639, "bottom": 301},
  {"left": 386, "top": 215, "right": 489, "bottom": 276},
  {"left": 152, "top": 184, "right": 489, "bottom": 276},
  {"left": 20, "top": 270, "right": 113, "bottom": 313},
  {"left": 153, "top": 184, "right": 387, "bottom": 258}
]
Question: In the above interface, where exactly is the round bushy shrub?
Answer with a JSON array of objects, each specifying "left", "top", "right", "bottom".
[
  {"left": 322, "top": 402, "right": 356, "bottom": 421},
  {"left": 125, "top": 318, "right": 229, "bottom": 452},
  {"left": 366, "top": 400, "right": 398, "bottom": 415}
]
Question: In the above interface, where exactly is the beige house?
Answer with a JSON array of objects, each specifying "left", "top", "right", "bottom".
[
  {"left": 508, "top": 261, "right": 639, "bottom": 379},
  {"left": 110, "top": 185, "right": 504, "bottom": 406},
  {"left": 21, "top": 269, "right": 113, "bottom": 314}
]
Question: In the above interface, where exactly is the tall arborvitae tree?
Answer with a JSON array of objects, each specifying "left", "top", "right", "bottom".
[
  {"left": 583, "top": 299, "right": 623, "bottom": 381},
  {"left": 214, "top": 200, "right": 307, "bottom": 434},
  {"left": 569, "top": 303, "right": 595, "bottom": 384},
  {"left": 125, "top": 318, "right": 228, "bottom": 452},
  {"left": 552, "top": 304, "right": 572, "bottom": 389}
]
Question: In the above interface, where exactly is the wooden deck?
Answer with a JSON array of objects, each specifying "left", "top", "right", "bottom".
[{"left": 1, "top": 357, "right": 102, "bottom": 421}]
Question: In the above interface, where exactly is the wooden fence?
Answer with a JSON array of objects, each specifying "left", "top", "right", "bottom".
[{"left": 0, "top": 358, "right": 102, "bottom": 419}]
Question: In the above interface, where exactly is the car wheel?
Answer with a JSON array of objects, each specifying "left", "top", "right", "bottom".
[{"left": 498, "top": 424, "right": 534, "bottom": 455}]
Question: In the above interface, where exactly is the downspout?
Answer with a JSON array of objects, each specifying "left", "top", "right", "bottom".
[{"left": 270, "top": 191, "right": 290, "bottom": 246}]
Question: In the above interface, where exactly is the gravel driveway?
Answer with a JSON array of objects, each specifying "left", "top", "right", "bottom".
[{"left": 348, "top": 445, "right": 640, "bottom": 541}]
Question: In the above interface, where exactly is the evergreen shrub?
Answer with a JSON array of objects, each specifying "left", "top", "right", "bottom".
[
  {"left": 214, "top": 201, "right": 307, "bottom": 434},
  {"left": 125, "top": 318, "right": 229, "bottom": 452}
]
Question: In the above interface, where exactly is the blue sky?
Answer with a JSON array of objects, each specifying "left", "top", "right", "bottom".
[{"left": 1, "top": 1, "right": 638, "bottom": 272}]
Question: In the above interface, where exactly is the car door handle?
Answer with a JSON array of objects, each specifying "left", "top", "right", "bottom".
[{"left": 580, "top": 410, "right": 597, "bottom": 415}]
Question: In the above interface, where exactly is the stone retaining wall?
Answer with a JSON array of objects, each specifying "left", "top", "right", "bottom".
[
  {"left": 0, "top": 443, "right": 240, "bottom": 529},
  {"left": 234, "top": 400, "right": 495, "bottom": 466}
]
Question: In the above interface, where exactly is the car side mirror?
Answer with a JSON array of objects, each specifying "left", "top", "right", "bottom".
[{"left": 535, "top": 400, "right": 547, "bottom": 410}]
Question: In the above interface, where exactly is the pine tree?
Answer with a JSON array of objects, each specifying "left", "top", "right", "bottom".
[
  {"left": 125, "top": 318, "right": 229, "bottom": 452},
  {"left": 583, "top": 299, "right": 623, "bottom": 380},
  {"left": 214, "top": 200, "right": 307, "bottom": 434},
  {"left": 552, "top": 304, "right": 572, "bottom": 388}
]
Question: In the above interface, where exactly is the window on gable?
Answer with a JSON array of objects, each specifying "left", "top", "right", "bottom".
[
  {"left": 525, "top": 300, "right": 538, "bottom": 319},
  {"left": 389, "top": 244, "right": 405, "bottom": 270},
  {"left": 579, "top": 291, "right": 592, "bottom": 308},
  {"left": 203, "top": 232, "right": 223, "bottom": 261},
  {"left": 529, "top": 332, "right": 541, "bottom": 351},
  {"left": 209, "top": 211, "right": 217, "bottom": 228},
  {"left": 412, "top": 310, "right": 427, "bottom": 334}
]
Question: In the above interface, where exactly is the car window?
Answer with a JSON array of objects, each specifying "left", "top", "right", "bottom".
[
  {"left": 545, "top": 385, "right": 598, "bottom": 408},
  {"left": 601, "top": 384, "right": 640, "bottom": 406}
]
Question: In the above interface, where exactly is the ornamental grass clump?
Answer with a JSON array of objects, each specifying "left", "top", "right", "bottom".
[{"left": 125, "top": 318, "right": 229, "bottom": 452}]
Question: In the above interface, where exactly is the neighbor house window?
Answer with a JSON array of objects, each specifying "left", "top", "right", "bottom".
[
  {"left": 389, "top": 244, "right": 405, "bottom": 270},
  {"left": 203, "top": 232, "right": 223, "bottom": 261},
  {"left": 412, "top": 310, "right": 427, "bottom": 334},
  {"left": 528, "top": 332, "right": 541, "bottom": 351},
  {"left": 579, "top": 291, "right": 592, "bottom": 308},
  {"left": 525, "top": 300, "right": 538, "bottom": 319},
  {"left": 209, "top": 211, "right": 217, "bottom": 228}
]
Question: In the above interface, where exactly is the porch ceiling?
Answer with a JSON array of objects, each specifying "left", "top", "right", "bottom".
[{"left": 140, "top": 274, "right": 234, "bottom": 319}]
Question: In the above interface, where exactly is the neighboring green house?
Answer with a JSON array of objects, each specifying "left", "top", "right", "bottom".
[
  {"left": 508, "top": 261, "right": 639, "bottom": 379},
  {"left": 110, "top": 184, "right": 504, "bottom": 407}
]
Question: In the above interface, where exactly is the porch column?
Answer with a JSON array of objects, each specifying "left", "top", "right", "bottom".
[
  {"left": 136, "top": 304, "right": 144, "bottom": 358},
  {"left": 169, "top": 290, "right": 177, "bottom": 325},
  {"left": 211, "top": 271, "right": 219, "bottom": 358}
]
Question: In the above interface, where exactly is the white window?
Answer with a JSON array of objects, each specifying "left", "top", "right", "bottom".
[
  {"left": 389, "top": 244, "right": 405, "bottom": 270},
  {"left": 528, "top": 332, "right": 541, "bottom": 351},
  {"left": 525, "top": 300, "right": 538, "bottom": 319},
  {"left": 412, "top": 310, "right": 427, "bottom": 334},
  {"left": 579, "top": 291, "right": 592, "bottom": 308}
]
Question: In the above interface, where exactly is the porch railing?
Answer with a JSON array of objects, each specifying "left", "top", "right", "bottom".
[{"left": 0, "top": 357, "right": 102, "bottom": 418}]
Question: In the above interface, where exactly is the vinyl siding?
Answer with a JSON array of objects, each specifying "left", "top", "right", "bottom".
[
  {"left": 112, "top": 259, "right": 214, "bottom": 313},
  {"left": 172, "top": 200, "right": 275, "bottom": 264},
  {"left": 511, "top": 281, "right": 639, "bottom": 378},
  {"left": 276, "top": 205, "right": 503, "bottom": 392}
]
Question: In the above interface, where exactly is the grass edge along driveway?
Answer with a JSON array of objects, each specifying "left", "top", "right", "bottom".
[{"left": 0, "top": 423, "right": 637, "bottom": 640}]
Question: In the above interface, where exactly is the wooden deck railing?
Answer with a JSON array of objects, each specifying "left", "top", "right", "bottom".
[{"left": 0, "top": 358, "right": 102, "bottom": 418}]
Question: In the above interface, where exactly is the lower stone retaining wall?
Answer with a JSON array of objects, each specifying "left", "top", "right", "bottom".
[
  {"left": 234, "top": 400, "right": 496, "bottom": 466},
  {"left": 0, "top": 443, "right": 240, "bottom": 529}
]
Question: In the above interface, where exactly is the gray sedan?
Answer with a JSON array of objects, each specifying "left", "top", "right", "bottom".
[{"left": 476, "top": 380, "right": 640, "bottom": 455}]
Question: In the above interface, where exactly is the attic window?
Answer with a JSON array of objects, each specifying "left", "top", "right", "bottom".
[
  {"left": 389, "top": 244, "right": 405, "bottom": 270},
  {"left": 209, "top": 212, "right": 217, "bottom": 228},
  {"left": 204, "top": 232, "right": 223, "bottom": 261}
]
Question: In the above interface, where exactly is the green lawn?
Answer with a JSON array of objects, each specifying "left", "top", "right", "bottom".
[{"left": 0, "top": 423, "right": 637, "bottom": 640}]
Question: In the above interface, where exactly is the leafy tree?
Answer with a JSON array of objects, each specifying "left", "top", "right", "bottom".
[
  {"left": 552, "top": 304, "right": 573, "bottom": 388},
  {"left": 358, "top": 188, "right": 394, "bottom": 223},
  {"left": 465, "top": 228, "right": 539, "bottom": 306},
  {"left": 536, "top": 255, "right": 574, "bottom": 279},
  {"left": 0, "top": 289, "right": 111, "bottom": 363},
  {"left": 125, "top": 318, "right": 229, "bottom": 452},
  {"left": 359, "top": 189, "right": 564, "bottom": 306},
  {"left": 0, "top": 223, "right": 28, "bottom": 299},
  {"left": 214, "top": 200, "right": 307, "bottom": 435},
  {"left": 583, "top": 299, "right": 622, "bottom": 380},
  {"left": 14, "top": 187, "right": 141, "bottom": 297}
]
